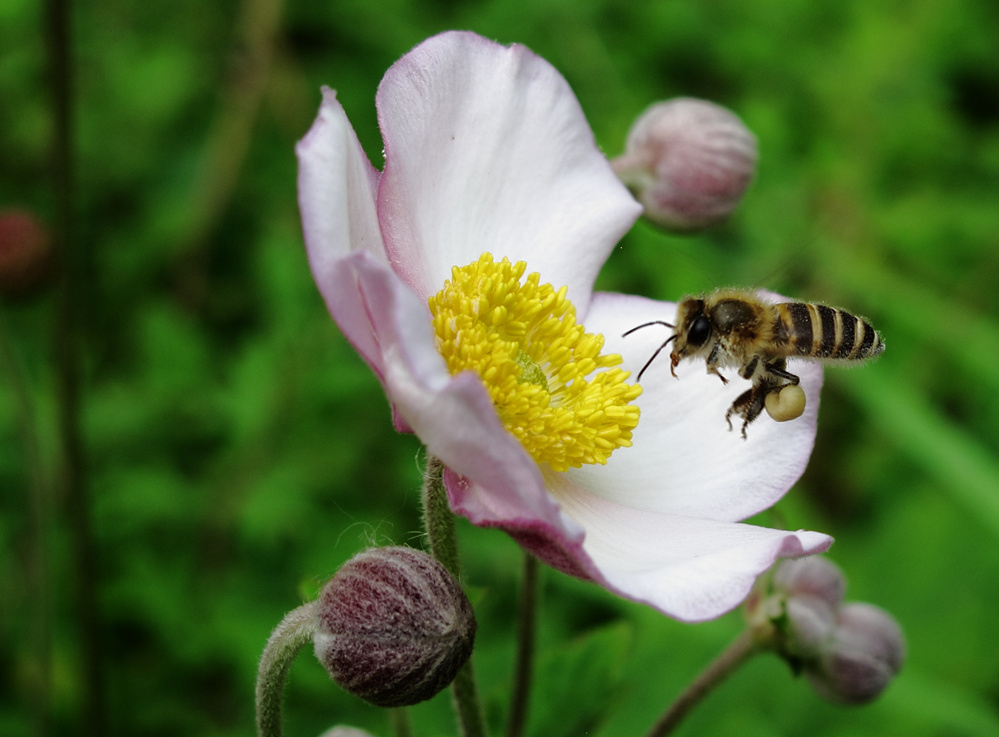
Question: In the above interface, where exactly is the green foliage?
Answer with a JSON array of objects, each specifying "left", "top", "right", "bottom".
[{"left": 3, "top": 0, "right": 999, "bottom": 735}]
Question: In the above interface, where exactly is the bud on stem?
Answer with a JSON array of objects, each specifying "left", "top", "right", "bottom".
[
  {"left": 313, "top": 546, "right": 477, "bottom": 707},
  {"left": 613, "top": 98, "right": 757, "bottom": 232}
]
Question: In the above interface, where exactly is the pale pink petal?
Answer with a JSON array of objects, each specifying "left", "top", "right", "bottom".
[
  {"left": 570, "top": 291, "right": 822, "bottom": 522},
  {"left": 546, "top": 475, "right": 832, "bottom": 622},
  {"left": 298, "top": 87, "right": 385, "bottom": 265},
  {"left": 297, "top": 86, "right": 392, "bottom": 368},
  {"left": 375, "top": 31, "right": 641, "bottom": 307}
]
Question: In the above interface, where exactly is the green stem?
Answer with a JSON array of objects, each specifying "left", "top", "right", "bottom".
[
  {"left": 389, "top": 707, "right": 414, "bottom": 737},
  {"left": 505, "top": 553, "right": 539, "bottom": 737},
  {"left": 644, "top": 630, "right": 762, "bottom": 737},
  {"left": 420, "top": 455, "right": 488, "bottom": 737},
  {"left": 256, "top": 602, "right": 317, "bottom": 737},
  {"left": 45, "top": 0, "right": 105, "bottom": 733}
]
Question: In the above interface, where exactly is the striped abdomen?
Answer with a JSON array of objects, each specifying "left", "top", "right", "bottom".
[{"left": 773, "top": 303, "right": 884, "bottom": 360}]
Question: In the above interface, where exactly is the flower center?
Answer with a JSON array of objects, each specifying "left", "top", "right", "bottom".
[{"left": 428, "top": 253, "right": 641, "bottom": 472}]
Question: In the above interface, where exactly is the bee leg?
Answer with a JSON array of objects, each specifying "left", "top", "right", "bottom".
[
  {"left": 726, "top": 382, "right": 775, "bottom": 439},
  {"left": 764, "top": 359, "right": 800, "bottom": 385},
  {"left": 710, "top": 368, "right": 729, "bottom": 385},
  {"left": 725, "top": 388, "right": 755, "bottom": 433},
  {"left": 706, "top": 346, "right": 729, "bottom": 384}
]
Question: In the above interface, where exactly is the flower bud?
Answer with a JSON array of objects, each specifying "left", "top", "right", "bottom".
[
  {"left": 0, "top": 209, "right": 54, "bottom": 299},
  {"left": 806, "top": 602, "right": 906, "bottom": 705},
  {"left": 773, "top": 557, "right": 847, "bottom": 608},
  {"left": 783, "top": 595, "right": 837, "bottom": 660},
  {"left": 612, "top": 98, "right": 757, "bottom": 232},
  {"left": 313, "top": 546, "right": 476, "bottom": 707}
]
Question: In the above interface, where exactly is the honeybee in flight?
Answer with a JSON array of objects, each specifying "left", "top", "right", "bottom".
[{"left": 624, "top": 289, "right": 885, "bottom": 438}]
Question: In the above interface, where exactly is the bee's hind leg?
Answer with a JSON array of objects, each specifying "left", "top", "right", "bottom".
[
  {"left": 725, "top": 384, "right": 770, "bottom": 439},
  {"left": 764, "top": 358, "right": 800, "bottom": 385}
]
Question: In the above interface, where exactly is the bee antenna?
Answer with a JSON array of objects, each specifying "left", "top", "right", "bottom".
[
  {"left": 635, "top": 335, "right": 677, "bottom": 382},
  {"left": 622, "top": 320, "right": 674, "bottom": 338}
]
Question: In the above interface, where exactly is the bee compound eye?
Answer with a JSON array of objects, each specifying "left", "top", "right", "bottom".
[{"left": 687, "top": 315, "right": 712, "bottom": 347}]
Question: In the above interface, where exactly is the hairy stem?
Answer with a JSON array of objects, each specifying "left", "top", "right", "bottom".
[
  {"left": 256, "top": 602, "right": 317, "bottom": 737},
  {"left": 420, "top": 456, "right": 488, "bottom": 737}
]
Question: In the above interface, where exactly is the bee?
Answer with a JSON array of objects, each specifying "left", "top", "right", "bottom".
[{"left": 624, "top": 288, "right": 885, "bottom": 438}]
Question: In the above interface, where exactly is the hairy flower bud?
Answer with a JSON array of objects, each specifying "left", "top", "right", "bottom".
[
  {"left": 806, "top": 602, "right": 906, "bottom": 705},
  {"left": 773, "top": 557, "right": 847, "bottom": 607},
  {"left": 783, "top": 595, "right": 837, "bottom": 660},
  {"left": 0, "top": 209, "right": 53, "bottom": 299},
  {"left": 612, "top": 98, "right": 757, "bottom": 232},
  {"left": 313, "top": 546, "right": 476, "bottom": 707}
]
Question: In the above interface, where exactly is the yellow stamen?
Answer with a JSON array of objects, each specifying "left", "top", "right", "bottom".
[{"left": 428, "top": 253, "right": 641, "bottom": 472}]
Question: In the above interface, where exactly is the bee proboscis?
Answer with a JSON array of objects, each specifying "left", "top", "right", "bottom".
[{"left": 624, "top": 289, "right": 885, "bottom": 438}]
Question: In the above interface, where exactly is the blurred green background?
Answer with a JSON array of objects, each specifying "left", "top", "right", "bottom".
[{"left": 2, "top": 0, "right": 999, "bottom": 735}]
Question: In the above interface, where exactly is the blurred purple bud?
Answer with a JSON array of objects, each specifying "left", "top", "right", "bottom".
[
  {"left": 0, "top": 209, "right": 54, "bottom": 299},
  {"left": 783, "top": 595, "right": 837, "bottom": 660},
  {"left": 313, "top": 547, "right": 476, "bottom": 707},
  {"left": 806, "top": 602, "right": 906, "bottom": 705},
  {"left": 612, "top": 98, "right": 757, "bottom": 232},
  {"left": 773, "top": 557, "right": 847, "bottom": 608}
]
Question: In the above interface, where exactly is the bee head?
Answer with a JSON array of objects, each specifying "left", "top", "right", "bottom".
[{"left": 670, "top": 297, "right": 713, "bottom": 365}]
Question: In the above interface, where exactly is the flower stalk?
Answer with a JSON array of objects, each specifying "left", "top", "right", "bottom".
[
  {"left": 420, "top": 456, "right": 488, "bottom": 737},
  {"left": 256, "top": 602, "right": 317, "bottom": 737},
  {"left": 644, "top": 630, "right": 763, "bottom": 737},
  {"left": 506, "top": 553, "right": 539, "bottom": 737}
]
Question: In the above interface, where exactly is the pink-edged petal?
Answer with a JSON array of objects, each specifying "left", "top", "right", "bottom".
[
  {"left": 545, "top": 474, "right": 833, "bottom": 622},
  {"left": 333, "top": 253, "right": 585, "bottom": 532},
  {"left": 298, "top": 87, "right": 387, "bottom": 290},
  {"left": 375, "top": 31, "right": 641, "bottom": 308},
  {"left": 570, "top": 291, "right": 822, "bottom": 522},
  {"left": 315, "top": 252, "right": 433, "bottom": 432}
]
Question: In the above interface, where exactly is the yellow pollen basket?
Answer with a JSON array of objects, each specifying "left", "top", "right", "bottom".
[{"left": 428, "top": 253, "right": 642, "bottom": 472}]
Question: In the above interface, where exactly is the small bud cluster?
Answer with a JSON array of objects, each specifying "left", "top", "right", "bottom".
[
  {"left": 746, "top": 557, "right": 905, "bottom": 705},
  {"left": 313, "top": 546, "right": 477, "bottom": 708},
  {"left": 612, "top": 98, "right": 757, "bottom": 232}
]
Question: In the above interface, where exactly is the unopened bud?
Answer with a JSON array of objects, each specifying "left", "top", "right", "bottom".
[
  {"left": 765, "top": 384, "right": 806, "bottom": 422},
  {"left": 313, "top": 546, "right": 476, "bottom": 707},
  {"left": 0, "top": 209, "right": 54, "bottom": 299},
  {"left": 806, "top": 602, "right": 906, "bottom": 705},
  {"left": 773, "top": 557, "right": 846, "bottom": 608},
  {"left": 612, "top": 98, "right": 757, "bottom": 232},
  {"left": 783, "top": 596, "right": 837, "bottom": 661}
]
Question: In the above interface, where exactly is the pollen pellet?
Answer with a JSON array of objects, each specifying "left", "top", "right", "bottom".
[
  {"left": 765, "top": 384, "right": 807, "bottom": 422},
  {"left": 428, "top": 252, "right": 642, "bottom": 472}
]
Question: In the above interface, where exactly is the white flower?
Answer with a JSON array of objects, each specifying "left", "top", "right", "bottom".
[{"left": 297, "top": 31, "right": 830, "bottom": 622}]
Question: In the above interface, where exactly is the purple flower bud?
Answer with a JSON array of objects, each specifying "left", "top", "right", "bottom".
[
  {"left": 612, "top": 98, "right": 757, "bottom": 232},
  {"left": 806, "top": 602, "right": 906, "bottom": 705},
  {"left": 313, "top": 547, "right": 477, "bottom": 708},
  {"left": 783, "top": 595, "right": 837, "bottom": 660},
  {"left": 773, "top": 557, "right": 847, "bottom": 608},
  {"left": 0, "top": 209, "right": 54, "bottom": 299}
]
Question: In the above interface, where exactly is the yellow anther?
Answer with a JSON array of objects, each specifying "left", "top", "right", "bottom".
[{"left": 428, "top": 253, "right": 642, "bottom": 472}]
